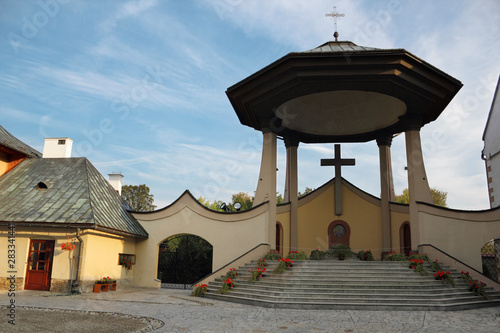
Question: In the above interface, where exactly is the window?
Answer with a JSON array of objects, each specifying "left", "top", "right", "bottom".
[
  {"left": 118, "top": 253, "right": 136, "bottom": 268},
  {"left": 36, "top": 182, "right": 48, "bottom": 189},
  {"left": 58, "top": 139, "right": 66, "bottom": 145}
]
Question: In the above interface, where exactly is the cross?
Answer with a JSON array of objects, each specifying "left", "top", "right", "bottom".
[
  {"left": 321, "top": 144, "right": 355, "bottom": 215},
  {"left": 325, "top": 6, "right": 345, "bottom": 41}
]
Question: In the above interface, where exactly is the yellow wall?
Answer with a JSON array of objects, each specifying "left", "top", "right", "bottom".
[
  {"left": 0, "top": 151, "right": 8, "bottom": 176},
  {"left": 0, "top": 227, "right": 136, "bottom": 292},
  {"left": 296, "top": 182, "right": 384, "bottom": 258},
  {"left": 133, "top": 192, "right": 270, "bottom": 288},
  {"left": 79, "top": 230, "right": 136, "bottom": 283},
  {"left": 276, "top": 207, "right": 290, "bottom": 255}
]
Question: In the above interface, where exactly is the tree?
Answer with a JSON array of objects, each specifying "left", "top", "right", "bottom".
[
  {"left": 298, "top": 187, "right": 315, "bottom": 198},
  {"left": 395, "top": 188, "right": 447, "bottom": 207},
  {"left": 231, "top": 192, "right": 253, "bottom": 211},
  {"left": 121, "top": 184, "right": 156, "bottom": 211}
]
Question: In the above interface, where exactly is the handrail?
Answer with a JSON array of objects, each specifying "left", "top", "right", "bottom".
[
  {"left": 418, "top": 244, "right": 500, "bottom": 291},
  {"left": 193, "top": 243, "right": 270, "bottom": 287}
]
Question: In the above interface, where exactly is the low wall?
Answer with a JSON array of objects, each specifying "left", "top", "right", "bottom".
[{"left": 418, "top": 203, "right": 500, "bottom": 271}]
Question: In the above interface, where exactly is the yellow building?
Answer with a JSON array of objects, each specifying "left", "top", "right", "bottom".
[{"left": 0, "top": 125, "right": 147, "bottom": 293}]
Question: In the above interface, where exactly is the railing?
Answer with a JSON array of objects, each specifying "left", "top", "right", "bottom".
[
  {"left": 192, "top": 243, "right": 270, "bottom": 289},
  {"left": 418, "top": 244, "right": 500, "bottom": 291}
]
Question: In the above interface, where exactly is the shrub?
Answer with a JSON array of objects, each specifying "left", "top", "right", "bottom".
[
  {"left": 408, "top": 252, "right": 429, "bottom": 261},
  {"left": 383, "top": 251, "right": 407, "bottom": 261},
  {"left": 430, "top": 260, "right": 441, "bottom": 272},
  {"left": 310, "top": 249, "right": 326, "bottom": 260},
  {"left": 327, "top": 244, "right": 353, "bottom": 259},
  {"left": 358, "top": 249, "right": 374, "bottom": 261},
  {"left": 434, "top": 271, "right": 456, "bottom": 287},
  {"left": 409, "top": 259, "right": 428, "bottom": 275},
  {"left": 264, "top": 250, "right": 282, "bottom": 260},
  {"left": 469, "top": 281, "right": 489, "bottom": 299},
  {"left": 287, "top": 251, "right": 307, "bottom": 260},
  {"left": 225, "top": 268, "right": 238, "bottom": 279},
  {"left": 274, "top": 258, "right": 293, "bottom": 274},
  {"left": 257, "top": 259, "right": 268, "bottom": 268},
  {"left": 249, "top": 267, "right": 267, "bottom": 281},
  {"left": 192, "top": 284, "right": 208, "bottom": 297},
  {"left": 217, "top": 278, "right": 236, "bottom": 294}
]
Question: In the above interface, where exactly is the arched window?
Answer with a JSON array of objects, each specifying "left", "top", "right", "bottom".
[{"left": 328, "top": 220, "right": 350, "bottom": 247}]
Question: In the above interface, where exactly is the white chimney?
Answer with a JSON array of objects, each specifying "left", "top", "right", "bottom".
[
  {"left": 43, "top": 138, "right": 73, "bottom": 158},
  {"left": 108, "top": 173, "right": 124, "bottom": 195}
]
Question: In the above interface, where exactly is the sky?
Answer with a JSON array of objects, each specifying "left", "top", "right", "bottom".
[{"left": 1, "top": 0, "right": 499, "bottom": 210}]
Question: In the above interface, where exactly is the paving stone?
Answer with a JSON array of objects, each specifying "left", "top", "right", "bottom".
[{"left": 1, "top": 288, "right": 500, "bottom": 332}]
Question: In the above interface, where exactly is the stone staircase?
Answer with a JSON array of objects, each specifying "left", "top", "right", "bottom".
[{"left": 204, "top": 259, "right": 500, "bottom": 310}]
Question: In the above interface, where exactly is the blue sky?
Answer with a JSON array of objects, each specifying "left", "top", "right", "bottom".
[{"left": 1, "top": 0, "right": 499, "bottom": 210}]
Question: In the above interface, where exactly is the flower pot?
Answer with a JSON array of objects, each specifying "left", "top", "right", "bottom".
[{"left": 338, "top": 254, "right": 345, "bottom": 260}]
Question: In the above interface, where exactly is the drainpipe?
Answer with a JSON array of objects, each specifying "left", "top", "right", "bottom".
[{"left": 73, "top": 228, "right": 84, "bottom": 294}]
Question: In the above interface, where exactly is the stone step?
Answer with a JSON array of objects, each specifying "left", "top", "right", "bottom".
[
  {"left": 205, "top": 293, "right": 500, "bottom": 311},
  {"left": 205, "top": 259, "right": 499, "bottom": 310},
  {"left": 207, "top": 290, "right": 494, "bottom": 304}
]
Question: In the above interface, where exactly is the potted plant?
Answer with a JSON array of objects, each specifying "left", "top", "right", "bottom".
[{"left": 327, "top": 244, "right": 353, "bottom": 260}]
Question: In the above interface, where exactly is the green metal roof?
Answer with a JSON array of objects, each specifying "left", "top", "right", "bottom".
[
  {"left": 0, "top": 157, "right": 148, "bottom": 238},
  {"left": 0, "top": 125, "right": 42, "bottom": 157}
]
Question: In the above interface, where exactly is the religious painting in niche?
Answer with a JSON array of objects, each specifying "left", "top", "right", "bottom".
[{"left": 328, "top": 220, "right": 350, "bottom": 247}]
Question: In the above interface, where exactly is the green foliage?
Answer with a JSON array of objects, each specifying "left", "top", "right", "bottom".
[
  {"left": 192, "top": 284, "right": 207, "bottom": 297},
  {"left": 287, "top": 251, "right": 307, "bottom": 260},
  {"left": 217, "top": 278, "right": 236, "bottom": 294},
  {"left": 264, "top": 250, "right": 282, "bottom": 260},
  {"left": 408, "top": 253, "right": 429, "bottom": 261},
  {"left": 469, "top": 281, "right": 489, "bottom": 299},
  {"left": 298, "top": 187, "right": 315, "bottom": 198},
  {"left": 395, "top": 188, "right": 448, "bottom": 207},
  {"left": 309, "top": 249, "right": 326, "bottom": 260},
  {"left": 430, "top": 260, "right": 441, "bottom": 272},
  {"left": 273, "top": 258, "right": 293, "bottom": 274},
  {"left": 383, "top": 251, "right": 407, "bottom": 261},
  {"left": 121, "top": 184, "right": 156, "bottom": 211},
  {"left": 225, "top": 268, "right": 238, "bottom": 279},
  {"left": 434, "top": 271, "right": 456, "bottom": 287},
  {"left": 327, "top": 244, "right": 353, "bottom": 259},
  {"left": 276, "top": 193, "right": 284, "bottom": 205},
  {"left": 358, "top": 250, "right": 374, "bottom": 261},
  {"left": 410, "top": 259, "right": 428, "bottom": 276},
  {"left": 249, "top": 267, "right": 267, "bottom": 281},
  {"left": 231, "top": 192, "right": 253, "bottom": 211}
]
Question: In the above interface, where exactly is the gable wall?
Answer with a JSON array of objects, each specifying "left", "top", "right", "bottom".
[{"left": 133, "top": 194, "right": 270, "bottom": 288}]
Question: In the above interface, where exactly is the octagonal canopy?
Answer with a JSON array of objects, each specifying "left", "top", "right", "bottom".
[{"left": 226, "top": 41, "right": 463, "bottom": 143}]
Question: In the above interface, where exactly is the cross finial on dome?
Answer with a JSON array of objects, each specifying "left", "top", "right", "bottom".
[{"left": 325, "top": 6, "right": 345, "bottom": 42}]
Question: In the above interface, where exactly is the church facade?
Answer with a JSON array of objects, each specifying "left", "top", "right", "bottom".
[{"left": 1, "top": 39, "right": 499, "bottom": 293}]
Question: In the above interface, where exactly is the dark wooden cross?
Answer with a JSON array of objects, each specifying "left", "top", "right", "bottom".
[{"left": 321, "top": 144, "right": 355, "bottom": 215}]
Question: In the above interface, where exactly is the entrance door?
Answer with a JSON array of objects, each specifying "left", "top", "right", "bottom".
[
  {"left": 402, "top": 223, "right": 411, "bottom": 256},
  {"left": 25, "top": 240, "right": 54, "bottom": 291},
  {"left": 328, "top": 220, "right": 351, "bottom": 247}
]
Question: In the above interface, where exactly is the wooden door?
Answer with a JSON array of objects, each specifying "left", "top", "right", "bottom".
[
  {"left": 25, "top": 240, "right": 54, "bottom": 291},
  {"left": 328, "top": 220, "right": 351, "bottom": 247},
  {"left": 403, "top": 223, "right": 411, "bottom": 256}
]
